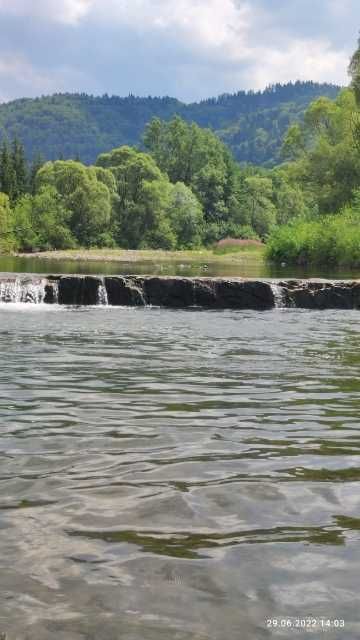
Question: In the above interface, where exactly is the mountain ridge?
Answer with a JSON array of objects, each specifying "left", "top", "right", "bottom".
[{"left": 0, "top": 81, "right": 341, "bottom": 166}]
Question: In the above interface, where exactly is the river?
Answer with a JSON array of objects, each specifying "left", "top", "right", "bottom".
[
  {"left": 0, "top": 304, "right": 359, "bottom": 639},
  {"left": 1, "top": 254, "right": 360, "bottom": 279}
]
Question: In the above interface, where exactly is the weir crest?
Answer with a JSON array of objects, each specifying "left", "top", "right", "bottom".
[{"left": 0, "top": 275, "right": 360, "bottom": 310}]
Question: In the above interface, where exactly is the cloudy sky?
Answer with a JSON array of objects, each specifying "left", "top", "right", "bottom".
[{"left": 0, "top": 0, "right": 358, "bottom": 103}]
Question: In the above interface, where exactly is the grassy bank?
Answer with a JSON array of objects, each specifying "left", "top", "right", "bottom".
[
  {"left": 266, "top": 215, "right": 360, "bottom": 267},
  {"left": 16, "top": 245, "right": 266, "bottom": 266}
]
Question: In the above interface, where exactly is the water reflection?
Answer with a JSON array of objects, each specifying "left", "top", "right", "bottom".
[
  {"left": 0, "top": 307, "right": 360, "bottom": 638},
  {"left": 2, "top": 254, "right": 360, "bottom": 279}
]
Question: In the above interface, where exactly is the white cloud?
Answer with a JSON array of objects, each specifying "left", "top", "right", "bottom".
[
  {"left": 91, "top": 0, "right": 252, "bottom": 55},
  {"left": 83, "top": 0, "right": 350, "bottom": 87},
  {"left": 0, "top": 0, "right": 91, "bottom": 25},
  {"left": 0, "top": 0, "right": 354, "bottom": 100},
  {"left": 245, "top": 39, "right": 349, "bottom": 90}
]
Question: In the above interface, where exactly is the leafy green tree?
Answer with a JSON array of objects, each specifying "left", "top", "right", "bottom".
[
  {"left": 13, "top": 187, "right": 75, "bottom": 251},
  {"left": 36, "top": 160, "right": 113, "bottom": 246},
  {"left": 144, "top": 116, "right": 238, "bottom": 223},
  {"left": 271, "top": 172, "right": 309, "bottom": 224},
  {"left": 0, "top": 192, "right": 16, "bottom": 252},
  {"left": 239, "top": 176, "right": 277, "bottom": 237},
  {"left": 96, "top": 146, "right": 175, "bottom": 248},
  {"left": 280, "top": 89, "right": 360, "bottom": 215},
  {"left": 29, "top": 153, "right": 45, "bottom": 195},
  {"left": 281, "top": 124, "right": 305, "bottom": 160},
  {"left": 167, "top": 182, "right": 204, "bottom": 248},
  {"left": 349, "top": 36, "right": 360, "bottom": 107}
]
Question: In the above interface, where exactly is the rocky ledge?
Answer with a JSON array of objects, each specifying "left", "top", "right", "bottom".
[{"left": 1, "top": 275, "right": 360, "bottom": 309}]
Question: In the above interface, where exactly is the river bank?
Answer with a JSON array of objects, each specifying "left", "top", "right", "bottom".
[{"left": 14, "top": 246, "right": 265, "bottom": 265}]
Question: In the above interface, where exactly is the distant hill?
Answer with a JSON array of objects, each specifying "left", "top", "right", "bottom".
[{"left": 0, "top": 81, "right": 341, "bottom": 166}]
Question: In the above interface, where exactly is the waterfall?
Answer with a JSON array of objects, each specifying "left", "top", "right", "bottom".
[
  {"left": 270, "top": 283, "right": 286, "bottom": 308},
  {"left": 51, "top": 281, "right": 59, "bottom": 304},
  {"left": 0, "top": 277, "right": 47, "bottom": 304},
  {"left": 97, "top": 278, "right": 109, "bottom": 306}
]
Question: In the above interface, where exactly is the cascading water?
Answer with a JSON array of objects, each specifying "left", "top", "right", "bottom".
[
  {"left": 97, "top": 278, "right": 109, "bottom": 306},
  {"left": 51, "top": 281, "right": 59, "bottom": 304},
  {"left": 0, "top": 277, "right": 47, "bottom": 304},
  {"left": 270, "top": 283, "right": 286, "bottom": 308}
]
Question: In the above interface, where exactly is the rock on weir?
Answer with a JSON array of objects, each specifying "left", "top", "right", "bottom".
[{"left": 0, "top": 275, "right": 360, "bottom": 309}]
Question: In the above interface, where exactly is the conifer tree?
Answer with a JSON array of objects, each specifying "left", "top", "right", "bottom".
[
  {"left": 0, "top": 142, "right": 17, "bottom": 201},
  {"left": 12, "top": 137, "right": 28, "bottom": 198}
]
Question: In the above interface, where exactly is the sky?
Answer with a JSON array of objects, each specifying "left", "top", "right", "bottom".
[{"left": 0, "top": 0, "right": 358, "bottom": 103}]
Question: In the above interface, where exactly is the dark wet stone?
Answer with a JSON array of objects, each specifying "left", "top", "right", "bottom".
[
  {"left": 193, "top": 279, "right": 218, "bottom": 307},
  {"left": 58, "top": 276, "right": 102, "bottom": 305},
  {"left": 214, "top": 280, "right": 275, "bottom": 310},
  {"left": 104, "top": 277, "right": 145, "bottom": 306},
  {"left": 141, "top": 277, "right": 195, "bottom": 307},
  {"left": 44, "top": 282, "right": 58, "bottom": 304},
  {"left": 289, "top": 282, "right": 354, "bottom": 309}
]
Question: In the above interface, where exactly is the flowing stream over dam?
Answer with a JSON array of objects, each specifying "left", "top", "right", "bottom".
[
  {"left": 0, "top": 275, "right": 360, "bottom": 638},
  {"left": 1, "top": 274, "right": 360, "bottom": 309}
]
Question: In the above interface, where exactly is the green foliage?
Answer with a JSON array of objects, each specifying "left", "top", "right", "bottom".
[
  {"left": 278, "top": 89, "right": 360, "bottom": 215},
  {"left": 0, "top": 83, "right": 340, "bottom": 167},
  {"left": 96, "top": 146, "right": 176, "bottom": 249},
  {"left": 167, "top": 182, "right": 204, "bottom": 249},
  {"left": 237, "top": 176, "right": 277, "bottom": 237},
  {"left": 0, "top": 192, "right": 16, "bottom": 252},
  {"left": 13, "top": 187, "right": 75, "bottom": 251},
  {"left": 267, "top": 194, "right": 360, "bottom": 267},
  {"left": 36, "top": 160, "right": 112, "bottom": 247},
  {"left": 0, "top": 75, "right": 354, "bottom": 259},
  {"left": 349, "top": 36, "right": 360, "bottom": 107}
]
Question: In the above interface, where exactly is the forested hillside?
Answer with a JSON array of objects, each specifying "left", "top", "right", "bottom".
[{"left": 0, "top": 82, "right": 339, "bottom": 166}]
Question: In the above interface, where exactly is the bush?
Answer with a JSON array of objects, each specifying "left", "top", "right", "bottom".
[{"left": 266, "top": 211, "right": 360, "bottom": 266}]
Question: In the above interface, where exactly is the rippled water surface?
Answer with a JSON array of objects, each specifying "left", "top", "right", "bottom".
[{"left": 0, "top": 305, "right": 360, "bottom": 639}]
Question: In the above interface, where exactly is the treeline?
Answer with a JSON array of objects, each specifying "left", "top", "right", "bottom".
[
  {"left": 0, "top": 82, "right": 339, "bottom": 166},
  {"left": 266, "top": 38, "right": 360, "bottom": 267},
  {"left": 1, "top": 58, "right": 359, "bottom": 264},
  {"left": 0, "top": 116, "right": 310, "bottom": 253},
  {"left": 0, "top": 140, "right": 44, "bottom": 201}
]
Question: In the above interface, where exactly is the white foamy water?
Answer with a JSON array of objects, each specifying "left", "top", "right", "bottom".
[
  {"left": 0, "top": 277, "right": 47, "bottom": 304},
  {"left": 97, "top": 278, "right": 109, "bottom": 306},
  {"left": 270, "top": 282, "right": 286, "bottom": 308}
]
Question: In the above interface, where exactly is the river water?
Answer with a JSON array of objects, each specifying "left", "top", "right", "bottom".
[
  {"left": 0, "top": 304, "right": 360, "bottom": 639},
  {"left": 1, "top": 255, "right": 360, "bottom": 279}
]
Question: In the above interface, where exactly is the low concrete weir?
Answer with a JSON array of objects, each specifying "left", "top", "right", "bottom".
[{"left": 1, "top": 275, "right": 360, "bottom": 309}]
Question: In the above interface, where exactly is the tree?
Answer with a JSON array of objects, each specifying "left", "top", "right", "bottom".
[
  {"left": 349, "top": 36, "right": 360, "bottom": 107},
  {"left": 96, "top": 146, "right": 176, "bottom": 248},
  {"left": 281, "top": 124, "right": 305, "bottom": 161},
  {"left": 0, "top": 142, "right": 17, "bottom": 201},
  {"left": 144, "top": 116, "right": 239, "bottom": 223},
  {"left": 239, "top": 176, "right": 277, "bottom": 237},
  {"left": 12, "top": 138, "right": 28, "bottom": 199},
  {"left": 0, "top": 192, "right": 16, "bottom": 252},
  {"left": 167, "top": 182, "right": 204, "bottom": 248},
  {"left": 36, "top": 160, "right": 113, "bottom": 247},
  {"left": 29, "top": 153, "right": 45, "bottom": 195},
  {"left": 271, "top": 172, "right": 309, "bottom": 225}
]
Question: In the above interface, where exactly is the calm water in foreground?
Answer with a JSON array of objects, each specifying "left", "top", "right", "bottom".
[{"left": 0, "top": 305, "right": 360, "bottom": 639}]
